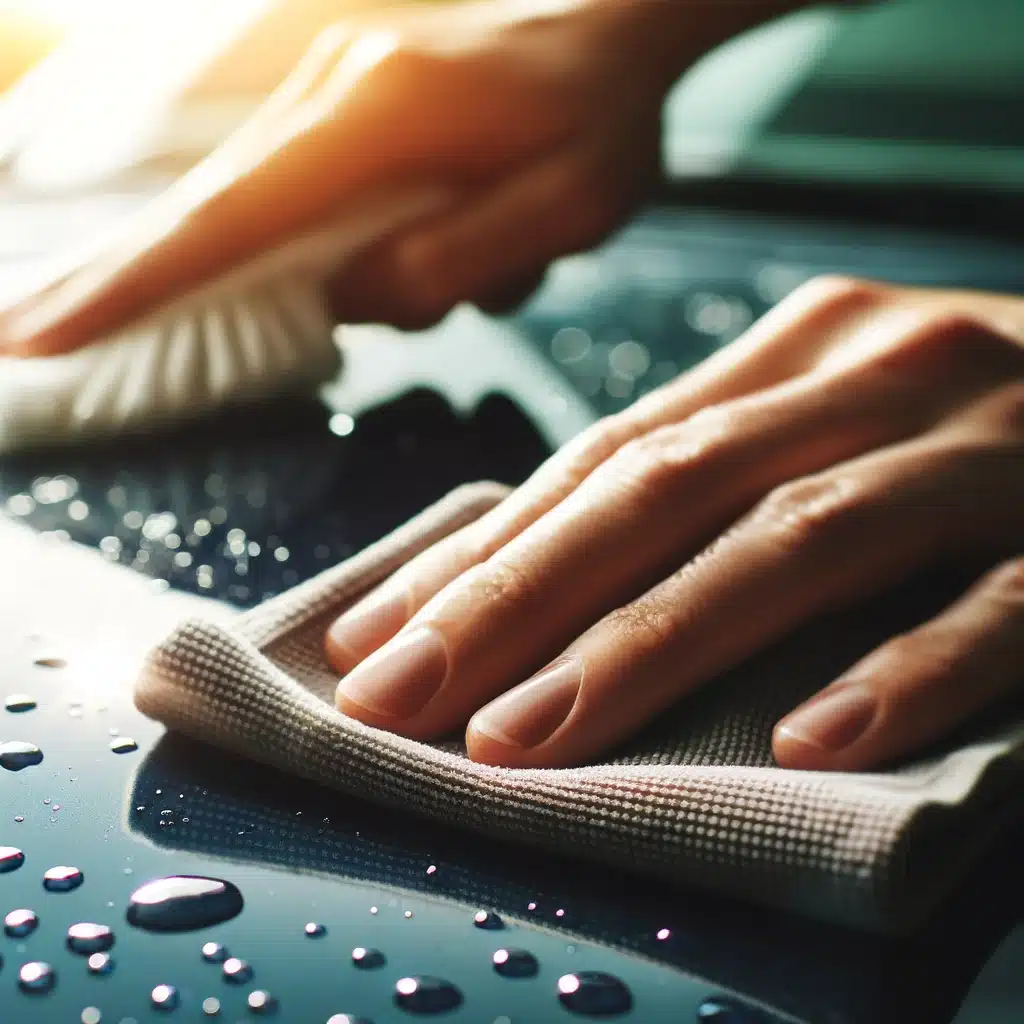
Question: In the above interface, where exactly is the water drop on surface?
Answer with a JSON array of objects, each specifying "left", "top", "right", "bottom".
[
  {"left": 127, "top": 876, "right": 243, "bottom": 931},
  {"left": 697, "top": 997, "right": 766, "bottom": 1021},
  {"left": 0, "top": 845, "right": 25, "bottom": 873},
  {"left": 404, "top": 910, "right": 413, "bottom": 919},
  {"left": 19, "top": 961, "right": 56, "bottom": 993},
  {"left": 394, "top": 976, "right": 463, "bottom": 1014},
  {"left": 425, "top": 865, "right": 436, "bottom": 876},
  {"left": 5, "top": 693, "right": 36, "bottom": 712},
  {"left": 202, "top": 941, "right": 229, "bottom": 962},
  {"left": 202, "top": 996, "right": 221, "bottom": 1015},
  {"left": 67, "top": 923, "right": 115, "bottom": 954},
  {"left": 369, "top": 906, "right": 378, "bottom": 915},
  {"left": 555, "top": 908, "right": 565, "bottom": 918},
  {"left": 527, "top": 902, "right": 537, "bottom": 911},
  {"left": 151, "top": 983, "right": 179, "bottom": 1010},
  {"left": 656, "top": 927, "right": 671, "bottom": 941},
  {"left": 492, "top": 948, "right": 539, "bottom": 978},
  {"left": 351, "top": 946, "right": 385, "bottom": 969},
  {"left": 473, "top": 910, "right": 504, "bottom": 930},
  {"left": 87, "top": 952, "right": 114, "bottom": 975},
  {"left": 326, "top": 1017, "right": 373, "bottom": 1024},
  {"left": 304, "top": 921, "right": 326, "bottom": 937},
  {"left": 0, "top": 740, "right": 44, "bottom": 771},
  {"left": 109, "top": 737, "right": 139, "bottom": 755},
  {"left": 223, "top": 957, "right": 253, "bottom": 983},
  {"left": 44, "top": 865, "right": 84, "bottom": 891},
  {"left": 248, "top": 990, "right": 277, "bottom": 1014},
  {"left": 81, "top": 1007, "right": 102, "bottom": 1024},
  {"left": 557, "top": 972, "right": 633, "bottom": 1016},
  {"left": 5, "top": 908, "right": 39, "bottom": 937}
]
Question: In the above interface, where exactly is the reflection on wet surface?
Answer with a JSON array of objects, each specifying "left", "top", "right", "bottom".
[{"left": 0, "top": 390, "right": 1018, "bottom": 1022}]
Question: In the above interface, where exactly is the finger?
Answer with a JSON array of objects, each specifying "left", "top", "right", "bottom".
[
  {"left": 0, "top": 29, "right": 412, "bottom": 358},
  {"left": 464, "top": 410, "right": 1024, "bottom": 767},
  {"left": 326, "top": 275, "right": 894, "bottom": 668},
  {"left": 773, "top": 555, "right": 1024, "bottom": 771},
  {"left": 329, "top": 133, "right": 655, "bottom": 329},
  {"left": 332, "top": 349, "right": 1006, "bottom": 740}
]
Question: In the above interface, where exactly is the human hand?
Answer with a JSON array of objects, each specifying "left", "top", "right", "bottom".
[
  {"left": 326, "top": 277, "right": 1024, "bottom": 771},
  {"left": 1, "top": 0, "right": 767, "bottom": 356}
]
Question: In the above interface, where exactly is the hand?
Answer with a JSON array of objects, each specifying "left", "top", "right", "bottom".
[
  {"left": 1, "top": 0, "right": 770, "bottom": 356},
  {"left": 325, "top": 276, "right": 1024, "bottom": 771}
]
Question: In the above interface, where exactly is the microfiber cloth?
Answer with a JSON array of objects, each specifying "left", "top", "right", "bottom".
[
  {"left": 0, "top": 186, "right": 449, "bottom": 453},
  {"left": 135, "top": 482, "right": 1024, "bottom": 934}
]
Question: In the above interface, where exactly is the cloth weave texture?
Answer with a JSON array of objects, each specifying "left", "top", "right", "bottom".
[{"left": 136, "top": 482, "right": 1024, "bottom": 933}]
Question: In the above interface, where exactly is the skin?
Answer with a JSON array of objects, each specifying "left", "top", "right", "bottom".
[
  {"left": 327, "top": 278, "right": 1024, "bottom": 769},
  {"left": 3, "top": 0, "right": 1021, "bottom": 771}
]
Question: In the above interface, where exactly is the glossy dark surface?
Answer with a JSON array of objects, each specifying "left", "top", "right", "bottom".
[{"left": 1, "top": 195, "right": 1023, "bottom": 1022}]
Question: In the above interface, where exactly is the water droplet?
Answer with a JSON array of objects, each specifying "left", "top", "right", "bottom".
[
  {"left": 326, "top": 1017, "right": 373, "bottom": 1024},
  {"left": 223, "top": 957, "right": 252, "bottom": 983},
  {"left": 19, "top": 960, "right": 56, "bottom": 993},
  {"left": 67, "top": 923, "right": 115, "bottom": 954},
  {"left": 202, "top": 996, "right": 221, "bottom": 1016},
  {"left": 247, "top": 990, "right": 277, "bottom": 1014},
  {"left": 151, "top": 983, "right": 179, "bottom": 1010},
  {"left": 0, "top": 740, "right": 44, "bottom": 771},
  {"left": 492, "top": 948, "right": 539, "bottom": 978},
  {"left": 473, "top": 910, "right": 504, "bottom": 930},
  {"left": 369, "top": 906, "right": 378, "bottom": 915},
  {"left": 109, "top": 738, "right": 138, "bottom": 755},
  {"left": 44, "top": 865, "right": 84, "bottom": 891},
  {"left": 425, "top": 865, "right": 437, "bottom": 876},
  {"left": 696, "top": 997, "right": 767, "bottom": 1021},
  {"left": 527, "top": 902, "right": 537, "bottom": 911},
  {"left": 5, "top": 908, "right": 39, "bottom": 936},
  {"left": 0, "top": 845, "right": 25, "bottom": 873},
  {"left": 557, "top": 973, "right": 632, "bottom": 1016},
  {"left": 202, "top": 941, "right": 228, "bottom": 963},
  {"left": 127, "top": 876, "right": 244, "bottom": 931},
  {"left": 403, "top": 910, "right": 413, "bottom": 919},
  {"left": 43, "top": 797, "right": 51, "bottom": 805},
  {"left": 87, "top": 952, "right": 114, "bottom": 975},
  {"left": 555, "top": 908, "right": 565, "bottom": 918},
  {"left": 34, "top": 656, "right": 67, "bottom": 669},
  {"left": 304, "top": 922, "right": 326, "bottom": 938},
  {"left": 14, "top": 815, "right": 24, "bottom": 823},
  {"left": 351, "top": 947, "right": 385, "bottom": 969},
  {"left": 81, "top": 1006, "right": 102, "bottom": 1024},
  {"left": 656, "top": 928, "right": 671, "bottom": 941},
  {"left": 394, "top": 977, "right": 463, "bottom": 1014},
  {"left": 5, "top": 694, "right": 36, "bottom": 712}
]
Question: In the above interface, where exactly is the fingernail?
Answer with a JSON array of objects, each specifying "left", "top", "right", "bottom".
[
  {"left": 336, "top": 625, "right": 447, "bottom": 719},
  {"left": 470, "top": 656, "right": 583, "bottom": 750},
  {"left": 328, "top": 586, "right": 409, "bottom": 664},
  {"left": 776, "top": 683, "right": 876, "bottom": 753}
]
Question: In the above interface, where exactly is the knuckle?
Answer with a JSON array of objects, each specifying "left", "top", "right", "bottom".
[
  {"left": 607, "top": 409, "right": 734, "bottom": 498},
  {"left": 791, "top": 273, "right": 885, "bottom": 315},
  {"left": 602, "top": 599, "right": 680, "bottom": 654},
  {"left": 870, "top": 310, "right": 1024, "bottom": 381},
  {"left": 754, "top": 475, "right": 861, "bottom": 555},
  {"left": 465, "top": 558, "right": 540, "bottom": 616},
  {"left": 982, "top": 380, "right": 1024, "bottom": 434},
  {"left": 882, "top": 631, "right": 973, "bottom": 688},
  {"left": 985, "top": 556, "right": 1024, "bottom": 605}
]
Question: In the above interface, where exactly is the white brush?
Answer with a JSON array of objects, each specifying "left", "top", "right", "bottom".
[{"left": 0, "top": 186, "right": 450, "bottom": 453}]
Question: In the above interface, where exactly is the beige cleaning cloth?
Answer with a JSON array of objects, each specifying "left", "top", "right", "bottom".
[
  {"left": 136, "top": 482, "right": 1024, "bottom": 934},
  {"left": 0, "top": 186, "right": 449, "bottom": 453}
]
